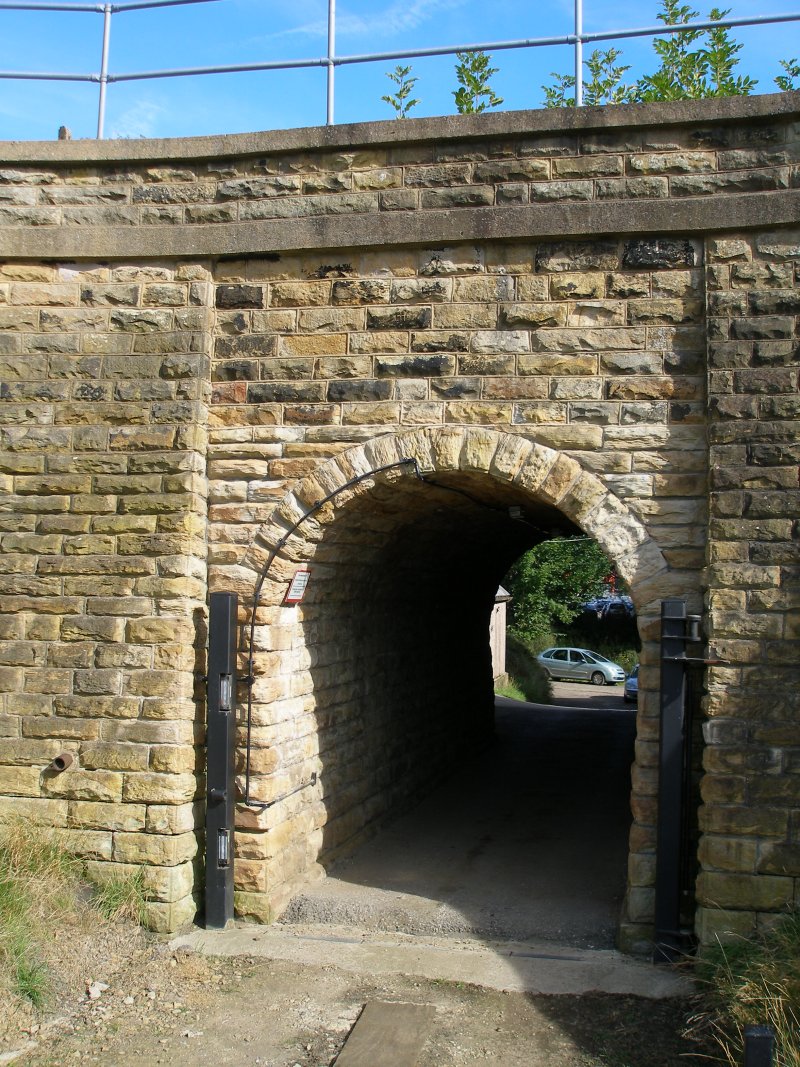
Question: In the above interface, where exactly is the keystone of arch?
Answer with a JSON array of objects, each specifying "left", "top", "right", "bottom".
[{"left": 243, "top": 427, "right": 669, "bottom": 596}]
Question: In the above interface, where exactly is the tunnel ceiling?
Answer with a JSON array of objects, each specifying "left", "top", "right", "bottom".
[{"left": 310, "top": 470, "right": 583, "bottom": 597}]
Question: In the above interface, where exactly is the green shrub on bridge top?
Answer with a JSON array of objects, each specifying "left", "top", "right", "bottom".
[
  {"left": 542, "top": 0, "right": 766, "bottom": 106},
  {"left": 452, "top": 51, "right": 504, "bottom": 114},
  {"left": 382, "top": 65, "right": 420, "bottom": 119}
]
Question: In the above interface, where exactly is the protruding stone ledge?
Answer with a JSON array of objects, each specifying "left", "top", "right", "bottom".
[{"left": 2, "top": 190, "right": 799, "bottom": 261}]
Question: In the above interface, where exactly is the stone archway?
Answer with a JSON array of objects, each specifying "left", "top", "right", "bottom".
[{"left": 231, "top": 427, "right": 691, "bottom": 948}]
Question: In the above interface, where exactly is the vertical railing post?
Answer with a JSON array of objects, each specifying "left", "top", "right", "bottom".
[
  {"left": 96, "top": 2, "right": 112, "bottom": 138},
  {"left": 654, "top": 597, "right": 687, "bottom": 962},
  {"left": 205, "top": 591, "right": 238, "bottom": 929},
  {"left": 326, "top": 0, "right": 335, "bottom": 125},
  {"left": 744, "top": 1026, "right": 775, "bottom": 1067},
  {"left": 574, "top": 0, "right": 583, "bottom": 106}
]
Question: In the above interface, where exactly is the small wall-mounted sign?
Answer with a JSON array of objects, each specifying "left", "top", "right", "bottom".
[{"left": 284, "top": 566, "right": 310, "bottom": 605}]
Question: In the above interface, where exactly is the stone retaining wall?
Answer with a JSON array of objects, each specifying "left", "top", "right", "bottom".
[{"left": 0, "top": 93, "right": 797, "bottom": 943}]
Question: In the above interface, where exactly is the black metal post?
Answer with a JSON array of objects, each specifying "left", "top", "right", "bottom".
[
  {"left": 205, "top": 591, "right": 238, "bottom": 929},
  {"left": 655, "top": 597, "right": 688, "bottom": 962},
  {"left": 744, "top": 1026, "right": 775, "bottom": 1067}
]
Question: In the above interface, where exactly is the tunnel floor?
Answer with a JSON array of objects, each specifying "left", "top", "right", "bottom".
[{"left": 280, "top": 695, "right": 637, "bottom": 950}]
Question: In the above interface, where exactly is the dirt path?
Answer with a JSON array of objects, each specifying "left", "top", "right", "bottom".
[
  {"left": 12, "top": 930, "right": 714, "bottom": 1067},
  {"left": 10, "top": 691, "right": 715, "bottom": 1067}
]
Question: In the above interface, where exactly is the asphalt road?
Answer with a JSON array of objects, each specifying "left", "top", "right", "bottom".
[{"left": 548, "top": 678, "right": 631, "bottom": 710}]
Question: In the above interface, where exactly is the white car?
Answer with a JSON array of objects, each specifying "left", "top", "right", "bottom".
[{"left": 536, "top": 647, "right": 626, "bottom": 686}]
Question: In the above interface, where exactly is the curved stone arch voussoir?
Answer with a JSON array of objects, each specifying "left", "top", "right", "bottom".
[{"left": 241, "top": 427, "right": 669, "bottom": 602}]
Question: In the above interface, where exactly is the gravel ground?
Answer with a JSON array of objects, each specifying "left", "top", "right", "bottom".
[{"left": 10, "top": 934, "right": 716, "bottom": 1067}]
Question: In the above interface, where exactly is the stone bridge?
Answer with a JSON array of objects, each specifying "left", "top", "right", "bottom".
[{"left": 0, "top": 93, "right": 798, "bottom": 949}]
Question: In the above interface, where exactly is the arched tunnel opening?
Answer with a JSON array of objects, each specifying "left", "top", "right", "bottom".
[
  {"left": 305, "top": 470, "right": 567, "bottom": 848},
  {"left": 259, "top": 463, "right": 639, "bottom": 950}
]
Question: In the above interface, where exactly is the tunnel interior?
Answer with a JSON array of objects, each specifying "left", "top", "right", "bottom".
[{"left": 297, "top": 468, "right": 586, "bottom": 867}]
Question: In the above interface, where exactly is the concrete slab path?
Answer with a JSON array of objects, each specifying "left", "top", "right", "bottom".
[{"left": 172, "top": 922, "right": 691, "bottom": 998}]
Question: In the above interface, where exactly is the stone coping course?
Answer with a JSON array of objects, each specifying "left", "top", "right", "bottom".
[{"left": 0, "top": 92, "right": 798, "bottom": 164}]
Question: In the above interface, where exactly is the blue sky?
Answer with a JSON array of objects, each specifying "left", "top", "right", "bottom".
[{"left": 0, "top": 0, "right": 798, "bottom": 141}]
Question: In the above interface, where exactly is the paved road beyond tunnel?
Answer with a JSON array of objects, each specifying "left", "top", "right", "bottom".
[{"left": 282, "top": 694, "right": 637, "bottom": 950}]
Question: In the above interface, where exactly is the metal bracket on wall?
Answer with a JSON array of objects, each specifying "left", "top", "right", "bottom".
[{"left": 204, "top": 591, "right": 238, "bottom": 930}]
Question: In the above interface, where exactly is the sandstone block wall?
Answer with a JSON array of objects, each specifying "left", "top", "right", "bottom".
[
  {"left": 0, "top": 262, "right": 210, "bottom": 931},
  {"left": 0, "top": 94, "right": 797, "bottom": 942},
  {"left": 700, "top": 231, "right": 800, "bottom": 939}
]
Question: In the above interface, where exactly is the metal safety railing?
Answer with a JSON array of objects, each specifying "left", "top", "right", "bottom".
[{"left": 2, "top": 0, "right": 800, "bottom": 138}]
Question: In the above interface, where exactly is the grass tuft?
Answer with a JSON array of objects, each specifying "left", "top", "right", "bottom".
[
  {"left": 93, "top": 870, "right": 148, "bottom": 925},
  {"left": 689, "top": 912, "right": 800, "bottom": 1066}
]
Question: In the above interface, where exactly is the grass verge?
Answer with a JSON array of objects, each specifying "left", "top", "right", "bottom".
[
  {"left": 495, "top": 632, "right": 552, "bottom": 704},
  {"left": 0, "top": 821, "right": 147, "bottom": 1023},
  {"left": 0, "top": 822, "right": 83, "bottom": 1009},
  {"left": 689, "top": 912, "right": 800, "bottom": 1066}
]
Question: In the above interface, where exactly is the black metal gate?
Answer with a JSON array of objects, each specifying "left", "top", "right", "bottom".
[{"left": 654, "top": 597, "right": 706, "bottom": 962}]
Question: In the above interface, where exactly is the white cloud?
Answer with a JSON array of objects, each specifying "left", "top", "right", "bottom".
[
  {"left": 108, "top": 99, "right": 165, "bottom": 140},
  {"left": 264, "top": 0, "right": 466, "bottom": 43}
]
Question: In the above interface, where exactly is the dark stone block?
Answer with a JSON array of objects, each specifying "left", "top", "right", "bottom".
[
  {"left": 748, "top": 443, "right": 800, "bottom": 465},
  {"left": 411, "top": 333, "right": 468, "bottom": 352},
  {"left": 326, "top": 379, "right": 392, "bottom": 402},
  {"left": 758, "top": 843, "right": 800, "bottom": 876},
  {"left": 247, "top": 382, "right": 325, "bottom": 403},
  {"left": 73, "top": 383, "right": 111, "bottom": 402},
  {"left": 430, "top": 378, "right": 480, "bottom": 399},
  {"left": 333, "top": 280, "right": 391, "bottom": 305},
  {"left": 662, "top": 349, "right": 705, "bottom": 375},
  {"left": 375, "top": 354, "right": 452, "bottom": 377},
  {"left": 744, "top": 490, "right": 800, "bottom": 519},
  {"left": 215, "top": 284, "right": 264, "bottom": 309},
  {"left": 212, "top": 360, "right": 258, "bottom": 382},
  {"left": 214, "top": 335, "right": 276, "bottom": 358},
  {"left": 669, "top": 402, "right": 696, "bottom": 422},
  {"left": 569, "top": 403, "right": 615, "bottom": 424},
  {"left": 749, "top": 290, "right": 800, "bottom": 315},
  {"left": 734, "top": 124, "right": 784, "bottom": 146},
  {"left": 733, "top": 368, "right": 797, "bottom": 394},
  {"left": 367, "top": 307, "right": 432, "bottom": 331},
  {"left": 708, "top": 341, "right": 754, "bottom": 369},
  {"left": 689, "top": 127, "right": 733, "bottom": 149},
  {"left": 308, "top": 263, "right": 353, "bottom": 279},
  {"left": 622, "top": 239, "right": 695, "bottom": 269},
  {"left": 760, "top": 396, "right": 800, "bottom": 419},
  {"left": 730, "top": 316, "right": 794, "bottom": 341},
  {"left": 707, "top": 292, "right": 748, "bottom": 316},
  {"left": 709, "top": 396, "right": 759, "bottom": 420},
  {"left": 753, "top": 341, "right": 800, "bottom": 367},
  {"left": 534, "top": 240, "right": 619, "bottom": 273},
  {"left": 751, "top": 542, "right": 800, "bottom": 564}
]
